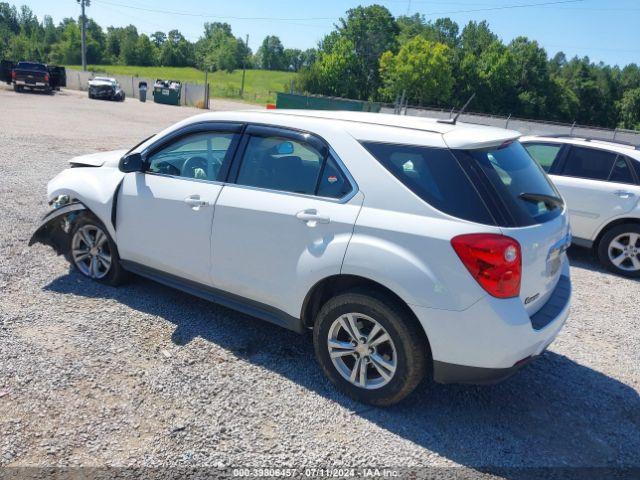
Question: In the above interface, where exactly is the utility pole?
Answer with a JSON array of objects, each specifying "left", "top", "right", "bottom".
[
  {"left": 240, "top": 34, "right": 249, "bottom": 98},
  {"left": 77, "top": 0, "right": 90, "bottom": 71}
]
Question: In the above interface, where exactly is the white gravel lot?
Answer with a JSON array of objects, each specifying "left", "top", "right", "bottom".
[{"left": 0, "top": 86, "right": 638, "bottom": 476}]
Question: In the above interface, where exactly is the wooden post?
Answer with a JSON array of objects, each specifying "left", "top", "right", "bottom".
[
  {"left": 204, "top": 70, "right": 209, "bottom": 109},
  {"left": 240, "top": 34, "right": 249, "bottom": 97}
]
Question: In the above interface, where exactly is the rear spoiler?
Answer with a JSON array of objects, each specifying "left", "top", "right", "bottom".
[{"left": 443, "top": 128, "right": 521, "bottom": 150}]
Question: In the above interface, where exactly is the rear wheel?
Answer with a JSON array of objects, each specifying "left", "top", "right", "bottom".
[
  {"left": 13, "top": 85, "right": 22, "bottom": 93},
  {"left": 597, "top": 224, "right": 640, "bottom": 278},
  {"left": 313, "top": 292, "right": 428, "bottom": 406},
  {"left": 68, "top": 215, "right": 127, "bottom": 286}
]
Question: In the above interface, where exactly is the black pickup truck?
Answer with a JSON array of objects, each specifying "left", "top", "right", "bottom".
[{"left": 1, "top": 61, "right": 66, "bottom": 93}]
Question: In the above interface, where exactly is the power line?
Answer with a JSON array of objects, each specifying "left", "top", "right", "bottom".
[
  {"left": 92, "top": 0, "right": 594, "bottom": 23},
  {"left": 420, "top": 0, "right": 586, "bottom": 16},
  {"left": 92, "top": 0, "right": 335, "bottom": 21}
]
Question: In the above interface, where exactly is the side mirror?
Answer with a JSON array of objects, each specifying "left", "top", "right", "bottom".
[
  {"left": 119, "top": 152, "right": 144, "bottom": 173},
  {"left": 277, "top": 141, "right": 294, "bottom": 155}
]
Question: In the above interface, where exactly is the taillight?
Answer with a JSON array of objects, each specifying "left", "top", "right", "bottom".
[
  {"left": 11, "top": 70, "right": 16, "bottom": 80},
  {"left": 44, "top": 73, "right": 50, "bottom": 82},
  {"left": 451, "top": 233, "right": 521, "bottom": 299}
]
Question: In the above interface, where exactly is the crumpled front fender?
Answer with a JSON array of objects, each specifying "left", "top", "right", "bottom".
[{"left": 29, "top": 202, "right": 87, "bottom": 254}]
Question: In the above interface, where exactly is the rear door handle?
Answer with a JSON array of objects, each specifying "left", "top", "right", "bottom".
[
  {"left": 296, "top": 209, "right": 330, "bottom": 226},
  {"left": 184, "top": 195, "right": 209, "bottom": 209},
  {"left": 614, "top": 190, "right": 635, "bottom": 199}
]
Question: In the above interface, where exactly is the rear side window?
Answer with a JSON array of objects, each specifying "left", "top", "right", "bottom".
[
  {"left": 454, "top": 142, "right": 563, "bottom": 226},
  {"left": 523, "top": 143, "right": 562, "bottom": 172},
  {"left": 561, "top": 146, "right": 617, "bottom": 180},
  {"left": 361, "top": 142, "right": 495, "bottom": 225},
  {"left": 236, "top": 135, "right": 323, "bottom": 195}
]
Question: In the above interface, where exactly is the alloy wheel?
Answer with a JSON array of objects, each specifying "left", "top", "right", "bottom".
[
  {"left": 71, "top": 225, "right": 112, "bottom": 279},
  {"left": 327, "top": 313, "right": 397, "bottom": 390},
  {"left": 608, "top": 232, "right": 640, "bottom": 272}
]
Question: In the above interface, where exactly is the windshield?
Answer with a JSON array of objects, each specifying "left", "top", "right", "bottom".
[
  {"left": 127, "top": 134, "right": 156, "bottom": 154},
  {"left": 454, "top": 142, "right": 563, "bottom": 226}
]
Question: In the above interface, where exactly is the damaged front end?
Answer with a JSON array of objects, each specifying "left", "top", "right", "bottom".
[{"left": 29, "top": 195, "right": 86, "bottom": 254}]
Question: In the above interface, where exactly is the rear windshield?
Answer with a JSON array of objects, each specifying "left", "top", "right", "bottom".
[
  {"left": 361, "top": 142, "right": 495, "bottom": 225},
  {"left": 453, "top": 142, "right": 563, "bottom": 226},
  {"left": 16, "top": 62, "right": 46, "bottom": 71}
]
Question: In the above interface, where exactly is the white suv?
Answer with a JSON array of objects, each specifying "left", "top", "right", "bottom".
[
  {"left": 521, "top": 135, "right": 640, "bottom": 277},
  {"left": 31, "top": 111, "right": 572, "bottom": 405}
]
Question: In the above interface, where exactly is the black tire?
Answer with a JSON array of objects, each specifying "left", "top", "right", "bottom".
[
  {"left": 67, "top": 214, "right": 127, "bottom": 286},
  {"left": 13, "top": 85, "right": 22, "bottom": 93},
  {"left": 597, "top": 224, "right": 640, "bottom": 278},
  {"left": 88, "top": 92, "right": 93, "bottom": 99},
  {"left": 313, "top": 291, "right": 428, "bottom": 406}
]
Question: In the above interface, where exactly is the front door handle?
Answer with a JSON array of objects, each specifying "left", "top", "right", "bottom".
[
  {"left": 184, "top": 195, "right": 209, "bottom": 210},
  {"left": 296, "top": 209, "right": 330, "bottom": 226},
  {"left": 614, "top": 190, "right": 635, "bottom": 199}
]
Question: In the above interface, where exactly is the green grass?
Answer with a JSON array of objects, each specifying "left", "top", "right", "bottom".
[{"left": 66, "top": 65, "right": 296, "bottom": 104}]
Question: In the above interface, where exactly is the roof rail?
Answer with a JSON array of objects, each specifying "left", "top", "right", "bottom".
[{"left": 542, "top": 133, "right": 640, "bottom": 150}]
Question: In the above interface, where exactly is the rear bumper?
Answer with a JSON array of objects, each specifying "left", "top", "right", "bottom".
[
  {"left": 15, "top": 80, "right": 49, "bottom": 89},
  {"left": 433, "top": 356, "right": 535, "bottom": 385},
  {"left": 412, "top": 260, "right": 571, "bottom": 384}
]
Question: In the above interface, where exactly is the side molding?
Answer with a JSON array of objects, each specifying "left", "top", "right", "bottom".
[{"left": 120, "top": 260, "right": 305, "bottom": 334}]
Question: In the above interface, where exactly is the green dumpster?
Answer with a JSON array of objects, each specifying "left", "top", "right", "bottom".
[{"left": 152, "top": 79, "right": 182, "bottom": 106}]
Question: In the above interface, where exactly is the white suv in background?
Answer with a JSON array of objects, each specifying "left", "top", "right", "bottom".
[
  {"left": 31, "top": 111, "right": 572, "bottom": 405},
  {"left": 522, "top": 135, "right": 640, "bottom": 277}
]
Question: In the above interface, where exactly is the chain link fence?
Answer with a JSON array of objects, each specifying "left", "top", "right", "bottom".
[{"left": 380, "top": 104, "right": 640, "bottom": 145}]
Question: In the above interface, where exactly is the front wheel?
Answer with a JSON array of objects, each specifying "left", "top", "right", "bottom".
[
  {"left": 597, "top": 224, "right": 640, "bottom": 278},
  {"left": 313, "top": 292, "right": 428, "bottom": 406},
  {"left": 68, "top": 215, "right": 127, "bottom": 286}
]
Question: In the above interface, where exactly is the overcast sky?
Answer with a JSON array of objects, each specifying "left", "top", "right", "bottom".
[{"left": 12, "top": 0, "right": 640, "bottom": 67}]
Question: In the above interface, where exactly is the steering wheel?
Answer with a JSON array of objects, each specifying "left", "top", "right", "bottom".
[{"left": 181, "top": 156, "right": 208, "bottom": 179}]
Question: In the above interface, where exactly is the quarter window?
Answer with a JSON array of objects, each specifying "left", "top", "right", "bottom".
[
  {"left": 317, "top": 156, "right": 352, "bottom": 199},
  {"left": 362, "top": 142, "right": 495, "bottom": 225},
  {"left": 561, "top": 146, "right": 617, "bottom": 181},
  {"left": 523, "top": 143, "right": 562, "bottom": 172},
  {"left": 147, "top": 132, "right": 238, "bottom": 181},
  {"left": 608, "top": 156, "right": 635, "bottom": 184}
]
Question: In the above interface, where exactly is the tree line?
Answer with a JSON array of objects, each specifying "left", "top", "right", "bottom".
[
  {"left": 298, "top": 5, "right": 640, "bottom": 130},
  {"left": 1, "top": 2, "right": 638, "bottom": 129},
  {"left": 0, "top": 3, "right": 314, "bottom": 72}
]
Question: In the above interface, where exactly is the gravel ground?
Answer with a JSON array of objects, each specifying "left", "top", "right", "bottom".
[{"left": 0, "top": 87, "right": 638, "bottom": 476}]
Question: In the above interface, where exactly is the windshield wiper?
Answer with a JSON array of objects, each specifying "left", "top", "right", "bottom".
[{"left": 519, "top": 192, "right": 564, "bottom": 209}]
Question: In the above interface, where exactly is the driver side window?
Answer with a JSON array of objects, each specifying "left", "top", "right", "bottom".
[{"left": 147, "top": 132, "right": 238, "bottom": 181}]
